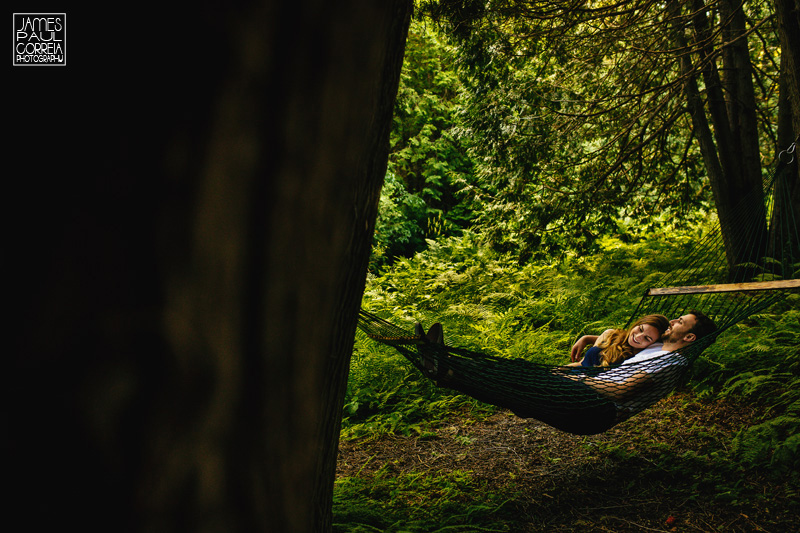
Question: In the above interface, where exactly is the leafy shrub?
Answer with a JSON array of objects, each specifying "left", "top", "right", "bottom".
[
  {"left": 692, "top": 304, "right": 800, "bottom": 473},
  {"left": 731, "top": 415, "right": 800, "bottom": 474},
  {"left": 370, "top": 172, "right": 429, "bottom": 273}
]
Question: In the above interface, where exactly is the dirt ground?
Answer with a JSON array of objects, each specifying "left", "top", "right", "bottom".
[{"left": 336, "top": 392, "right": 799, "bottom": 532}]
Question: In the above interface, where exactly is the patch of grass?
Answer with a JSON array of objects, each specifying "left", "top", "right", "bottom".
[{"left": 333, "top": 469, "right": 515, "bottom": 532}]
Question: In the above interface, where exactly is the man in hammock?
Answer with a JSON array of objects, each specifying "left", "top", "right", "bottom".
[
  {"left": 417, "top": 311, "right": 716, "bottom": 399},
  {"left": 565, "top": 310, "right": 718, "bottom": 401},
  {"left": 413, "top": 310, "right": 717, "bottom": 434}
]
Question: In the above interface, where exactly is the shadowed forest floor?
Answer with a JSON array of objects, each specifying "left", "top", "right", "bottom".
[{"left": 335, "top": 392, "right": 799, "bottom": 532}]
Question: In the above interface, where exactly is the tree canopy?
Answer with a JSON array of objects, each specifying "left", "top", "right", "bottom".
[{"left": 378, "top": 0, "right": 799, "bottom": 265}]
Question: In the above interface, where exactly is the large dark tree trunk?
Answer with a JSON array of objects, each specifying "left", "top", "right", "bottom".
[
  {"left": 774, "top": 0, "right": 800, "bottom": 268},
  {"left": 672, "top": 0, "right": 770, "bottom": 278},
  {"left": 8, "top": 1, "right": 412, "bottom": 531}
]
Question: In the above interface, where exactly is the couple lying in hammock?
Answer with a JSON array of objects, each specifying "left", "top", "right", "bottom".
[{"left": 414, "top": 310, "right": 717, "bottom": 403}]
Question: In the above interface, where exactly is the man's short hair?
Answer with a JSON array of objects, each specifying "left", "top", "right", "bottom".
[{"left": 688, "top": 309, "right": 717, "bottom": 340}]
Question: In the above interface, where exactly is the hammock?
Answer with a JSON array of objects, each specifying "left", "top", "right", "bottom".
[{"left": 358, "top": 142, "right": 800, "bottom": 435}]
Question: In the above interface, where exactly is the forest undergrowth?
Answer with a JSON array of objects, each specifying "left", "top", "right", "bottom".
[{"left": 335, "top": 229, "right": 800, "bottom": 532}]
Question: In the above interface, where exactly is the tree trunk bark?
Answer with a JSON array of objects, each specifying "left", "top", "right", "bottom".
[
  {"left": 773, "top": 0, "right": 800, "bottom": 269},
  {"left": 8, "top": 1, "right": 412, "bottom": 532},
  {"left": 681, "top": 0, "right": 769, "bottom": 278}
]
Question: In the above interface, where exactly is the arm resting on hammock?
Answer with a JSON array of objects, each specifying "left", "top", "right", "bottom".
[{"left": 578, "top": 371, "right": 651, "bottom": 402}]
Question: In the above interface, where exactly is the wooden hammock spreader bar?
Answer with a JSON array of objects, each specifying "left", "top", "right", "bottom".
[{"left": 647, "top": 279, "right": 800, "bottom": 296}]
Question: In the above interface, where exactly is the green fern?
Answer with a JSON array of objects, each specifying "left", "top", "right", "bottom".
[{"left": 731, "top": 416, "right": 800, "bottom": 473}]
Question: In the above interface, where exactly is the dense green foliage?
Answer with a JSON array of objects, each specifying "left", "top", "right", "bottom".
[
  {"left": 343, "top": 2, "right": 797, "bottom": 530},
  {"left": 415, "top": 0, "right": 785, "bottom": 260},
  {"left": 375, "top": 1, "right": 793, "bottom": 267},
  {"left": 694, "top": 310, "right": 800, "bottom": 475},
  {"left": 338, "top": 229, "right": 799, "bottom": 530},
  {"left": 373, "top": 22, "right": 477, "bottom": 271}
]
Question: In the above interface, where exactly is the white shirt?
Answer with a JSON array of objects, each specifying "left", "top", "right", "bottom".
[
  {"left": 593, "top": 342, "right": 686, "bottom": 383},
  {"left": 588, "top": 342, "right": 689, "bottom": 416},
  {"left": 621, "top": 343, "right": 668, "bottom": 364}
]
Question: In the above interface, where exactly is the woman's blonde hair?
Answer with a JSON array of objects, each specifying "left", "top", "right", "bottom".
[{"left": 597, "top": 314, "right": 669, "bottom": 366}]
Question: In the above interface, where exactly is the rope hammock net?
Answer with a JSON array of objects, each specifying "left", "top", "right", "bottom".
[{"left": 358, "top": 143, "right": 800, "bottom": 435}]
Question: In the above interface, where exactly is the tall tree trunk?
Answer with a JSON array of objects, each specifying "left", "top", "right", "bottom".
[
  {"left": 773, "top": 0, "right": 800, "bottom": 269},
  {"left": 8, "top": 1, "right": 412, "bottom": 531},
  {"left": 774, "top": 0, "right": 800, "bottom": 142},
  {"left": 679, "top": 0, "right": 769, "bottom": 278}
]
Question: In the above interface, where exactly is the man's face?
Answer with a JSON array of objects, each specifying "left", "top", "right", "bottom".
[{"left": 662, "top": 314, "right": 698, "bottom": 344}]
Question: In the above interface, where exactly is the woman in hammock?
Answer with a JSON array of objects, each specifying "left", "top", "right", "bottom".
[
  {"left": 566, "top": 314, "right": 670, "bottom": 368},
  {"left": 404, "top": 311, "right": 712, "bottom": 434},
  {"left": 414, "top": 313, "right": 670, "bottom": 374}
]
